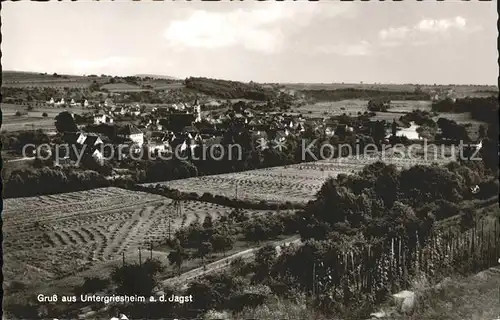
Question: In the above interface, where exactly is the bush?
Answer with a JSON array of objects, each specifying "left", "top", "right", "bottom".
[
  {"left": 75, "top": 277, "right": 110, "bottom": 295},
  {"left": 111, "top": 259, "right": 164, "bottom": 296},
  {"left": 203, "top": 310, "right": 231, "bottom": 320},
  {"left": 4, "top": 167, "right": 110, "bottom": 198}
]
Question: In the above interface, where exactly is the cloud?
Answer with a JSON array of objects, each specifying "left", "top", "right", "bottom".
[
  {"left": 379, "top": 27, "right": 410, "bottom": 40},
  {"left": 378, "top": 16, "right": 472, "bottom": 46},
  {"left": 163, "top": 3, "right": 354, "bottom": 54},
  {"left": 416, "top": 16, "right": 466, "bottom": 32},
  {"left": 312, "top": 41, "right": 372, "bottom": 56}
]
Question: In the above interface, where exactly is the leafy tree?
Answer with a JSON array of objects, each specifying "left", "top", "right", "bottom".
[
  {"left": 198, "top": 241, "right": 213, "bottom": 266},
  {"left": 374, "top": 164, "right": 400, "bottom": 207},
  {"left": 244, "top": 220, "right": 271, "bottom": 243},
  {"left": 74, "top": 276, "right": 110, "bottom": 295},
  {"left": 253, "top": 244, "right": 277, "bottom": 280},
  {"left": 478, "top": 124, "right": 487, "bottom": 139},
  {"left": 202, "top": 215, "right": 214, "bottom": 230},
  {"left": 229, "top": 208, "right": 248, "bottom": 223},
  {"left": 168, "top": 243, "right": 188, "bottom": 275},
  {"left": 370, "top": 120, "right": 386, "bottom": 143},
  {"left": 186, "top": 281, "right": 221, "bottom": 311},
  {"left": 111, "top": 259, "right": 163, "bottom": 296},
  {"left": 210, "top": 229, "right": 235, "bottom": 256},
  {"left": 55, "top": 111, "right": 78, "bottom": 133},
  {"left": 367, "top": 99, "right": 390, "bottom": 112},
  {"left": 437, "top": 117, "right": 469, "bottom": 142}
]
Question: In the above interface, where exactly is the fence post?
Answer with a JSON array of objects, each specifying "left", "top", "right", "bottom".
[
  {"left": 495, "top": 219, "right": 499, "bottom": 264},
  {"left": 487, "top": 228, "right": 491, "bottom": 267},
  {"left": 471, "top": 223, "right": 476, "bottom": 272}
]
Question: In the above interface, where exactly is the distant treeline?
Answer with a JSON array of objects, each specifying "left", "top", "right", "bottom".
[
  {"left": 431, "top": 96, "right": 499, "bottom": 123},
  {"left": 133, "top": 184, "right": 304, "bottom": 210},
  {"left": 3, "top": 167, "right": 110, "bottom": 198},
  {"left": 301, "top": 88, "right": 431, "bottom": 102},
  {"left": 184, "top": 77, "right": 276, "bottom": 101}
]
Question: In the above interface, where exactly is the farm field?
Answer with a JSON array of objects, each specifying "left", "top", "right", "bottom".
[
  {"left": 101, "top": 82, "right": 150, "bottom": 92},
  {"left": 387, "top": 100, "right": 432, "bottom": 112},
  {"left": 143, "top": 81, "right": 185, "bottom": 90},
  {"left": 371, "top": 111, "right": 408, "bottom": 121},
  {"left": 296, "top": 99, "right": 367, "bottom": 117},
  {"left": 2, "top": 80, "right": 93, "bottom": 89},
  {"left": 1, "top": 103, "right": 89, "bottom": 132},
  {"left": 144, "top": 148, "right": 456, "bottom": 205},
  {"left": 2, "top": 187, "right": 274, "bottom": 285},
  {"left": 295, "top": 99, "right": 431, "bottom": 119},
  {"left": 283, "top": 83, "right": 422, "bottom": 92},
  {"left": 2, "top": 71, "right": 109, "bottom": 88},
  {"left": 282, "top": 83, "right": 498, "bottom": 95},
  {"left": 1, "top": 114, "right": 56, "bottom": 131},
  {"left": 2, "top": 103, "right": 87, "bottom": 116}
]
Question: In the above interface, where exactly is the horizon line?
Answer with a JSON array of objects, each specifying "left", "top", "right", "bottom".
[{"left": 3, "top": 69, "right": 498, "bottom": 88}]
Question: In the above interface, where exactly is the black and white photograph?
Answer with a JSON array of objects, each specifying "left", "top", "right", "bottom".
[{"left": 1, "top": 1, "right": 499, "bottom": 319}]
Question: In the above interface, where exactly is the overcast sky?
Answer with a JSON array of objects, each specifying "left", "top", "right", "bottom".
[{"left": 2, "top": 1, "right": 497, "bottom": 85}]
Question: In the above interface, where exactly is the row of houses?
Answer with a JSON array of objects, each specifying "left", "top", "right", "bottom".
[
  {"left": 47, "top": 97, "right": 89, "bottom": 107},
  {"left": 93, "top": 106, "right": 142, "bottom": 125}
]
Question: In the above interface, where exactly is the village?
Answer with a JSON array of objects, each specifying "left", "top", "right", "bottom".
[
  {"left": 34, "top": 95, "right": 347, "bottom": 165},
  {"left": 2, "top": 0, "right": 499, "bottom": 318}
]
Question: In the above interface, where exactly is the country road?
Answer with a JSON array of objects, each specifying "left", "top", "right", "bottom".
[
  {"left": 159, "top": 236, "right": 302, "bottom": 291},
  {"left": 78, "top": 236, "right": 302, "bottom": 319},
  {"left": 5, "top": 156, "right": 35, "bottom": 163}
]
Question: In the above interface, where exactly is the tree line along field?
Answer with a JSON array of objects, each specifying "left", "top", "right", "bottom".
[
  {"left": 2, "top": 187, "right": 276, "bottom": 286},
  {"left": 2, "top": 71, "right": 184, "bottom": 92},
  {"left": 282, "top": 82, "right": 498, "bottom": 95},
  {"left": 145, "top": 147, "right": 457, "bottom": 205},
  {"left": 431, "top": 112, "right": 486, "bottom": 141},
  {"left": 100, "top": 81, "right": 183, "bottom": 92}
]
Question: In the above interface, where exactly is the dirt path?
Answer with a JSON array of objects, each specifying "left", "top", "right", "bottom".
[
  {"left": 160, "top": 236, "right": 302, "bottom": 291},
  {"left": 5, "top": 156, "right": 35, "bottom": 162}
]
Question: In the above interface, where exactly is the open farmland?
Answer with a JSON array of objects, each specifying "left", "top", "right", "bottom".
[
  {"left": 141, "top": 80, "right": 185, "bottom": 90},
  {"left": 2, "top": 187, "right": 273, "bottom": 285},
  {"left": 1, "top": 103, "right": 87, "bottom": 116},
  {"left": 282, "top": 83, "right": 498, "bottom": 96},
  {"left": 1, "top": 115, "right": 55, "bottom": 131},
  {"left": 387, "top": 100, "right": 432, "bottom": 112},
  {"left": 101, "top": 82, "right": 150, "bottom": 92},
  {"left": 371, "top": 111, "right": 408, "bottom": 121},
  {"left": 296, "top": 99, "right": 367, "bottom": 117},
  {"left": 2, "top": 71, "right": 109, "bottom": 89},
  {"left": 283, "top": 83, "right": 423, "bottom": 92},
  {"left": 2, "top": 74, "right": 94, "bottom": 89},
  {"left": 1, "top": 103, "right": 88, "bottom": 132},
  {"left": 296, "top": 99, "right": 431, "bottom": 119},
  {"left": 145, "top": 148, "right": 457, "bottom": 205},
  {"left": 3, "top": 80, "right": 93, "bottom": 89}
]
